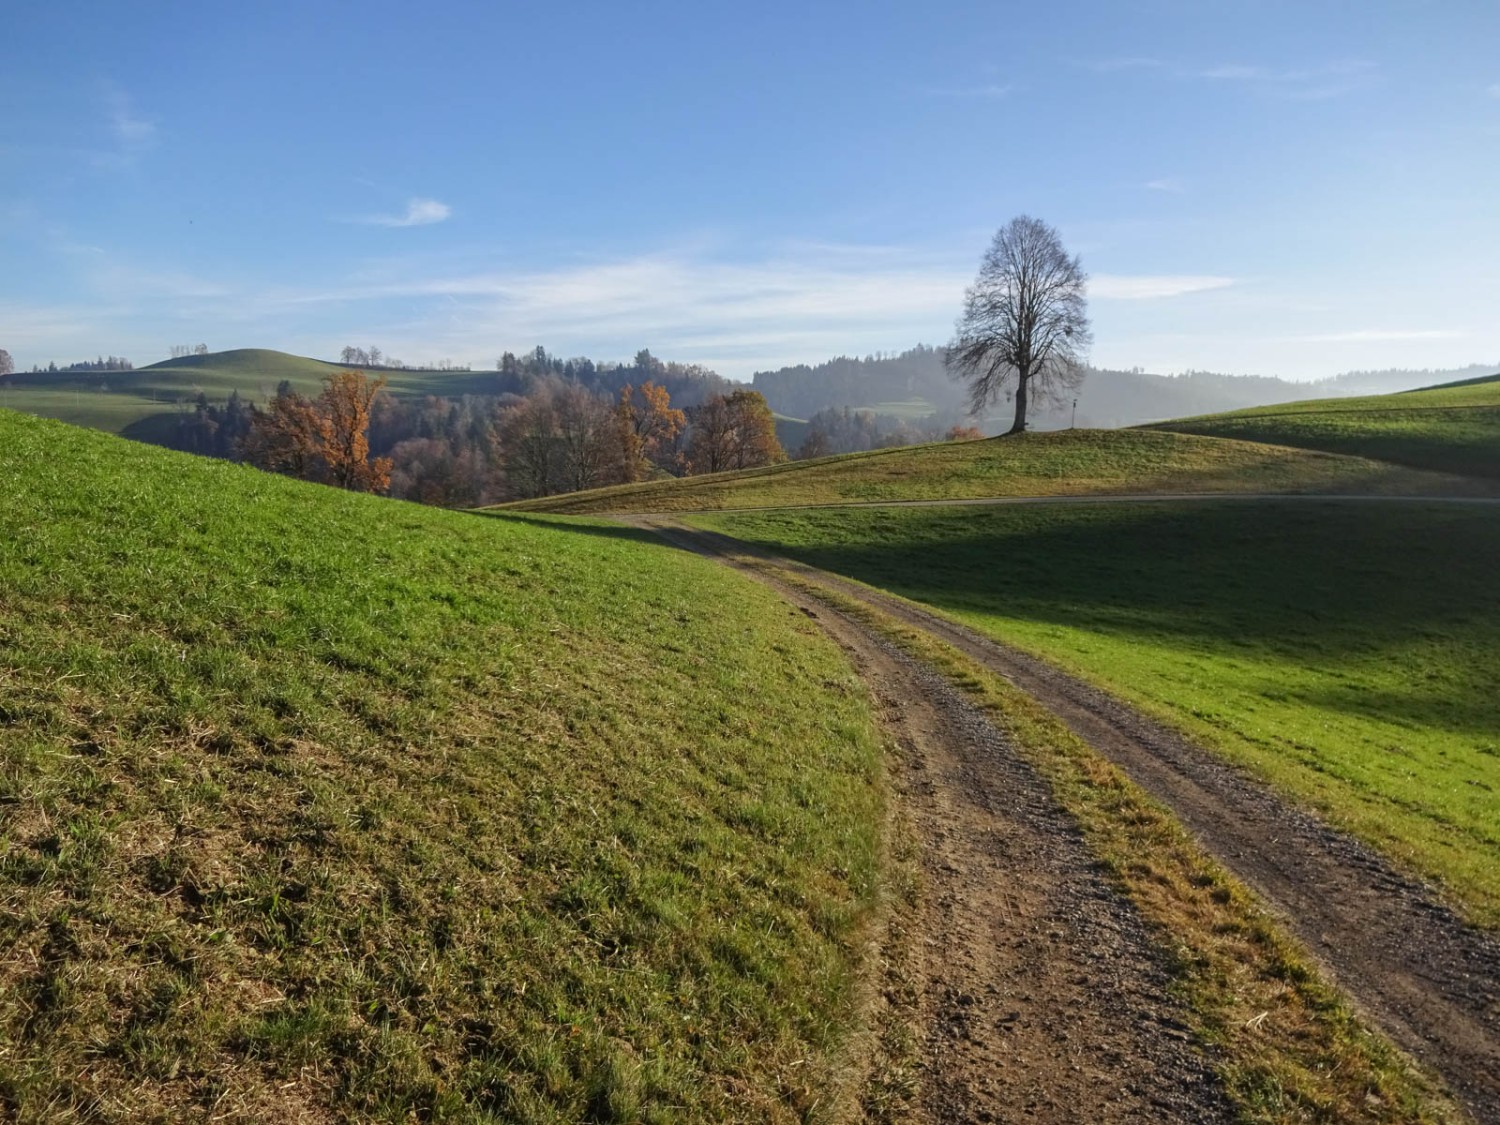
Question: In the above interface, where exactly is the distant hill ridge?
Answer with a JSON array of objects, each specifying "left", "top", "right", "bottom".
[{"left": 749, "top": 346, "right": 1500, "bottom": 431}]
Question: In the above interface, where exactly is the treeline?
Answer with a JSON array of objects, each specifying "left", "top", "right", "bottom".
[
  {"left": 493, "top": 347, "right": 733, "bottom": 408},
  {"left": 338, "top": 345, "right": 471, "bottom": 371},
  {"left": 173, "top": 369, "right": 784, "bottom": 506},
  {"left": 795, "top": 406, "right": 972, "bottom": 458},
  {"left": 20, "top": 355, "right": 136, "bottom": 374},
  {"left": 753, "top": 345, "right": 955, "bottom": 420}
]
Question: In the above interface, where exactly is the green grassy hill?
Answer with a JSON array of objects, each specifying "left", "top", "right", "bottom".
[
  {"left": 0, "top": 349, "right": 500, "bottom": 442},
  {"left": 772, "top": 413, "right": 810, "bottom": 454},
  {"left": 1147, "top": 373, "right": 1500, "bottom": 478},
  {"left": 0, "top": 409, "right": 888, "bottom": 1121},
  {"left": 500, "top": 428, "right": 1483, "bottom": 514},
  {"left": 699, "top": 499, "right": 1500, "bottom": 928}
]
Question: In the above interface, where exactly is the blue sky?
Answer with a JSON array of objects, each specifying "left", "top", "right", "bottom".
[{"left": 3, "top": 0, "right": 1497, "bottom": 380}]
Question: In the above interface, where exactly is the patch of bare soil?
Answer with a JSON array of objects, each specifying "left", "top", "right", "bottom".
[
  {"left": 642, "top": 520, "right": 1231, "bottom": 1124},
  {"left": 663, "top": 524, "right": 1500, "bottom": 1125}
]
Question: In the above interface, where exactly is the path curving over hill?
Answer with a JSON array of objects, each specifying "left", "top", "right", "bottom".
[
  {"left": 635, "top": 518, "right": 1233, "bottom": 1123},
  {"left": 639, "top": 516, "right": 1500, "bottom": 1124}
]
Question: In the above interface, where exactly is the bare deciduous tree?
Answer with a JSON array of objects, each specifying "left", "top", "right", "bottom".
[
  {"left": 945, "top": 215, "right": 1091, "bottom": 435},
  {"left": 0, "top": 349, "right": 13, "bottom": 378}
]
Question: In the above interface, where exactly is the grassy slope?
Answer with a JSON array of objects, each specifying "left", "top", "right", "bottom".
[
  {"left": 0, "top": 349, "right": 502, "bottom": 439},
  {"left": 1148, "top": 374, "right": 1500, "bottom": 479},
  {"left": 0, "top": 410, "right": 888, "bottom": 1122},
  {"left": 501, "top": 429, "right": 1481, "bottom": 514},
  {"left": 695, "top": 501, "right": 1500, "bottom": 928}
]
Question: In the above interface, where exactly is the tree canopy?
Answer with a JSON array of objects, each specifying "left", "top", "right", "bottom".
[{"left": 946, "top": 216, "right": 1091, "bottom": 434}]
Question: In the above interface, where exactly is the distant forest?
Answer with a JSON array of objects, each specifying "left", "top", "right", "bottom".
[
  {"left": 750, "top": 346, "right": 1500, "bottom": 431},
  {"left": 171, "top": 347, "right": 778, "bottom": 507}
]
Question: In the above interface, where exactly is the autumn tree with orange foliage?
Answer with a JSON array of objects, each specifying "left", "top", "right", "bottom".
[
  {"left": 240, "top": 383, "right": 325, "bottom": 478},
  {"left": 242, "top": 370, "right": 392, "bottom": 493},
  {"left": 946, "top": 424, "right": 985, "bottom": 441},
  {"left": 317, "top": 370, "right": 393, "bottom": 492},
  {"left": 615, "top": 381, "right": 686, "bottom": 481}
]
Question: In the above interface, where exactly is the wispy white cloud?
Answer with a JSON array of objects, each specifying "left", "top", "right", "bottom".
[
  {"left": 1199, "top": 64, "right": 1268, "bottom": 81},
  {"left": 107, "top": 87, "right": 157, "bottom": 148},
  {"left": 353, "top": 198, "right": 453, "bottom": 228},
  {"left": 1287, "top": 328, "right": 1464, "bottom": 344},
  {"left": 1194, "top": 59, "right": 1376, "bottom": 100},
  {"left": 1079, "top": 56, "right": 1163, "bottom": 73},
  {"left": 923, "top": 83, "right": 1012, "bottom": 99},
  {"left": 1144, "top": 177, "right": 1185, "bottom": 193},
  {"left": 1089, "top": 274, "right": 1233, "bottom": 300}
]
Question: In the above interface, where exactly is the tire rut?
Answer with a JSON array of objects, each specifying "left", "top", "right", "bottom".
[
  {"left": 649, "top": 521, "right": 1500, "bottom": 1124},
  {"left": 642, "top": 519, "right": 1232, "bottom": 1123}
]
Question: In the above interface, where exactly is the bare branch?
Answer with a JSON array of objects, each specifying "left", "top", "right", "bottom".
[{"left": 944, "top": 216, "right": 1092, "bottom": 433}]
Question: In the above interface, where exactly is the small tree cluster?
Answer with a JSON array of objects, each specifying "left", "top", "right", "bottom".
[
  {"left": 686, "top": 390, "right": 785, "bottom": 474},
  {"left": 242, "top": 371, "right": 393, "bottom": 493},
  {"left": 169, "top": 344, "right": 209, "bottom": 359},
  {"left": 794, "top": 406, "right": 962, "bottom": 459},
  {"left": 615, "top": 382, "right": 686, "bottom": 481},
  {"left": 498, "top": 383, "right": 621, "bottom": 498}
]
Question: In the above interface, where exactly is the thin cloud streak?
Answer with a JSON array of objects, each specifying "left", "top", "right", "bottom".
[
  {"left": 1090, "top": 274, "right": 1233, "bottom": 300},
  {"left": 1287, "top": 329, "right": 1464, "bottom": 344},
  {"left": 923, "top": 83, "right": 1012, "bottom": 99},
  {"left": 1193, "top": 59, "right": 1376, "bottom": 100},
  {"left": 353, "top": 198, "right": 453, "bottom": 228},
  {"left": 1078, "top": 56, "right": 1163, "bottom": 72},
  {"left": 106, "top": 87, "right": 157, "bottom": 148}
]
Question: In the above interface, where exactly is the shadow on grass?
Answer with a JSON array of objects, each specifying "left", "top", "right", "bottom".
[
  {"left": 710, "top": 498, "right": 1500, "bottom": 670},
  {"left": 470, "top": 510, "right": 682, "bottom": 549},
  {"left": 483, "top": 501, "right": 1500, "bottom": 741}
]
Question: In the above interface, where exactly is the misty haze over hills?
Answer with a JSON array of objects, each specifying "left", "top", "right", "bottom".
[{"left": 750, "top": 346, "right": 1500, "bottom": 431}]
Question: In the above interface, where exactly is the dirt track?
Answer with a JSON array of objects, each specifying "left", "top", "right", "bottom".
[
  {"left": 637, "top": 517, "right": 1500, "bottom": 1125},
  {"left": 640, "top": 520, "right": 1232, "bottom": 1122}
]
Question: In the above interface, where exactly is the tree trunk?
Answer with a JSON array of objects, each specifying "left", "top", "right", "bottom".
[{"left": 1007, "top": 372, "right": 1029, "bottom": 435}]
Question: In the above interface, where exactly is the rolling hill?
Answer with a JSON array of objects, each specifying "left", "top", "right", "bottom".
[
  {"left": 0, "top": 409, "right": 890, "bottom": 1121},
  {"left": 499, "top": 428, "right": 1485, "bottom": 514},
  {"left": 0, "top": 350, "right": 501, "bottom": 444},
  {"left": 1148, "top": 373, "right": 1500, "bottom": 478}
]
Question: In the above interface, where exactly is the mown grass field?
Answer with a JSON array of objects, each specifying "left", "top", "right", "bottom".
[
  {"left": 694, "top": 500, "right": 1500, "bottom": 928},
  {"left": 503, "top": 428, "right": 1483, "bottom": 514},
  {"left": 0, "top": 349, "right": 502, "bottom": 440},
  {"left": 1149, "top": 373, "right": 1500, "bottom": 479},
  {"left": 0, "top": 409, "right": 890, "bottom": 1122}
]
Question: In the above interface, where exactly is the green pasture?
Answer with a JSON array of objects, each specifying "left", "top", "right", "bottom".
[
  {"left": 1151, "top": 374, "right": 1500, "bottom": 479},
  {"left": 505, "top": 429, "right": 1479, "bottom": 514},
  {"left": 0, "top": 409, "right": 887, "bottom": 1122},
  {"left": 695, "top": 499, "right": 1500, "bottom": 927}
]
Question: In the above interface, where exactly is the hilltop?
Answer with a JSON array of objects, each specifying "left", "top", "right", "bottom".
[
  {"left": 499, "top": 427, "right": 1482, "bottom": 515},
  {"left": 1149, "top": 372, "right": 1500, "bottom": 478},
  {"left": 0, "top": 349, "right": 501, "bottom": 444},
  {"left": 0, "top": 409, "right": 889, "bottom": 1120}
]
